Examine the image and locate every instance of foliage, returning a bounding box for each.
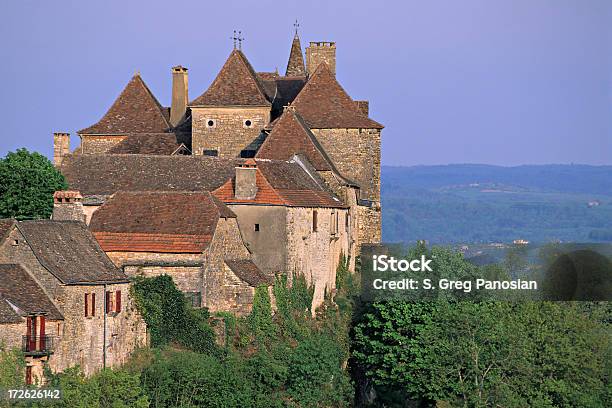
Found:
[353,247,611,407]
[131,275,217,354]
[0,148,67,220]
[0,344,25,389]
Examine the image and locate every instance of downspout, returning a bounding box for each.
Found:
[103,284,107,369]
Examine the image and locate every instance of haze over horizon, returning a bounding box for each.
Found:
[0,0,610,166]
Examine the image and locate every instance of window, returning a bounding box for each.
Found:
[185,292,202,308]
[11,239,18,246]
[206,119,216,128]
[84,293,96,317]
[312,210,318,232]
[203,149,218,157]
[254,223,260,232]
[115,290,122,313]
[331,210,338,236]
[240,149,256,158]
[243,119,253,128]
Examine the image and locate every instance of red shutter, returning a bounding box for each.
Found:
[26,317,32,351]
[39,316,45,351]
[105,291,111,314]
[84,293,89,317]
[25,366,32,385]
[91,293,96,317]
[115,290,122,313]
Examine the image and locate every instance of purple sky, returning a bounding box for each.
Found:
[0,0,610,165]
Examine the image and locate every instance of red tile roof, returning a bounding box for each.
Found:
[190,50,271,107]
[79,74,171,134]
[291,63,383,129]
[256,109,332,171]
[285,35,306,77]
[89,191,236,253]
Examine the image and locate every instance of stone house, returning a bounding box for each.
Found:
[87,191,271,315]
[0,219,147,381]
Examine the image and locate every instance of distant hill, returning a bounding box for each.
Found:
[382,164,612,244]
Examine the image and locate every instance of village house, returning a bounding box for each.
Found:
[87,190,271,315]
[51,27,383,310]
[0,218,147,382]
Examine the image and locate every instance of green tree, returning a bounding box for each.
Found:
[0,149,67,220]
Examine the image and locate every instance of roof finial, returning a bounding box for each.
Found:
[230,30,237,49]
[294,19,300,37]
[237,30,244,50]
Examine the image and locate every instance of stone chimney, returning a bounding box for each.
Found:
[53,132,70,167]
[170,65,188,127]
[354,100,369,116]
[52,191,85,222]
[306,42,336,76]
[234,159,258,200]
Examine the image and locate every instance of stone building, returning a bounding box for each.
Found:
[87,191,271,315]
[0,219,147,381]
[53,27,382,310]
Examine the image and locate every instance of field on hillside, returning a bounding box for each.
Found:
[381,164,612,244]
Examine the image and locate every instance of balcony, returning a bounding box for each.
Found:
[21,336,55,356]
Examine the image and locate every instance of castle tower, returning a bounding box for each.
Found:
[286,30,306,77]
[306,42,336,76]
[189,49,271,158]
[53,132,70,167]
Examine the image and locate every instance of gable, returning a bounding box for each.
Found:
[190,50,271,107]
[79,74,171,135]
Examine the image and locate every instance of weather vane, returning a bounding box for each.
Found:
[294,19,300,36]
[230,30,244,50]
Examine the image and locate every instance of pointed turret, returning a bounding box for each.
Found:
[286,33,306,77]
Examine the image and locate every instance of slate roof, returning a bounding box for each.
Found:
[225,259,272,286]
[107,133,190,155]
[190,50,271,107]
[0,264,63,322]
[291,63,383,129]
[15,221,128,284]
[285,34,306,77]
[79,74,171,134]
[60,155,346,208]
[0,219,16,243]
[256,109,333,171]
[89,191,235,253]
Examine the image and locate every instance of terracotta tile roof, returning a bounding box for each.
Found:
[0,264,63,322]
[256,109,332,171]
[107,132,190,155]
[285,35,306,77]
[60,155,346,208]
[291,63,383,129]
[89,191,235,253]
[53,191,82,200]
[16,220,127,284]
[225,259,272,286]
[257,72,280,81]
[79,74,171,135]
[190,50,271,107]
[0,219,16,244]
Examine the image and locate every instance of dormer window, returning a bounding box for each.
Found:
[243,119,253,128]
[206,119,216,128]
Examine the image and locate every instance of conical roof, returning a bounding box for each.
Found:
[79,74,170,134]
[285,34,306,77]
[190,50,271,107]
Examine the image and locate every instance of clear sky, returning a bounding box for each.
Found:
[0,0,610,166]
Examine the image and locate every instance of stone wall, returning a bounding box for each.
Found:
[285,207,350,309]
[306,42,336,75]
[311,128,381,203]
[123,265,202,294]
[105,251,204,268]
[227,205,288,276]
[357,204,382,245]
[0,322,27,351]
[49,283,147,376]
[191,107,270,158]
[79,135,127,154]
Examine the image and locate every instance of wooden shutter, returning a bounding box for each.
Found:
[91,293,96,316]
[105,291,111,314]
[25,366,32,385]
[115,290,122,313]
[313,210,318,232]
[39,316,45,351]
[84,293,89,317]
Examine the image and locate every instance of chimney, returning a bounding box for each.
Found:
[53,132,70,167]
[52,191,86,223]
[234,159,258,200]
[306,42,336,76]
[354,100,369,116]
[170,65,188,127]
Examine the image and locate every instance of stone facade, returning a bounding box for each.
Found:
[79,135,127,154]
[306,42,336,76]
[0,225,147,378]
[192,107,270,158]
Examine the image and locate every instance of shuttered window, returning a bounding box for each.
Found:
[313,210,318,232]
[115,290,122,313]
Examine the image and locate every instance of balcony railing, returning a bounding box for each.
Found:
[21,336,55,355]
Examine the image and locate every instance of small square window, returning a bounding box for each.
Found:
[11,239,18,246]
[254,224,260,232]
[206,119,216,128]
[243,119,253,128]
[203,149,218,157]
